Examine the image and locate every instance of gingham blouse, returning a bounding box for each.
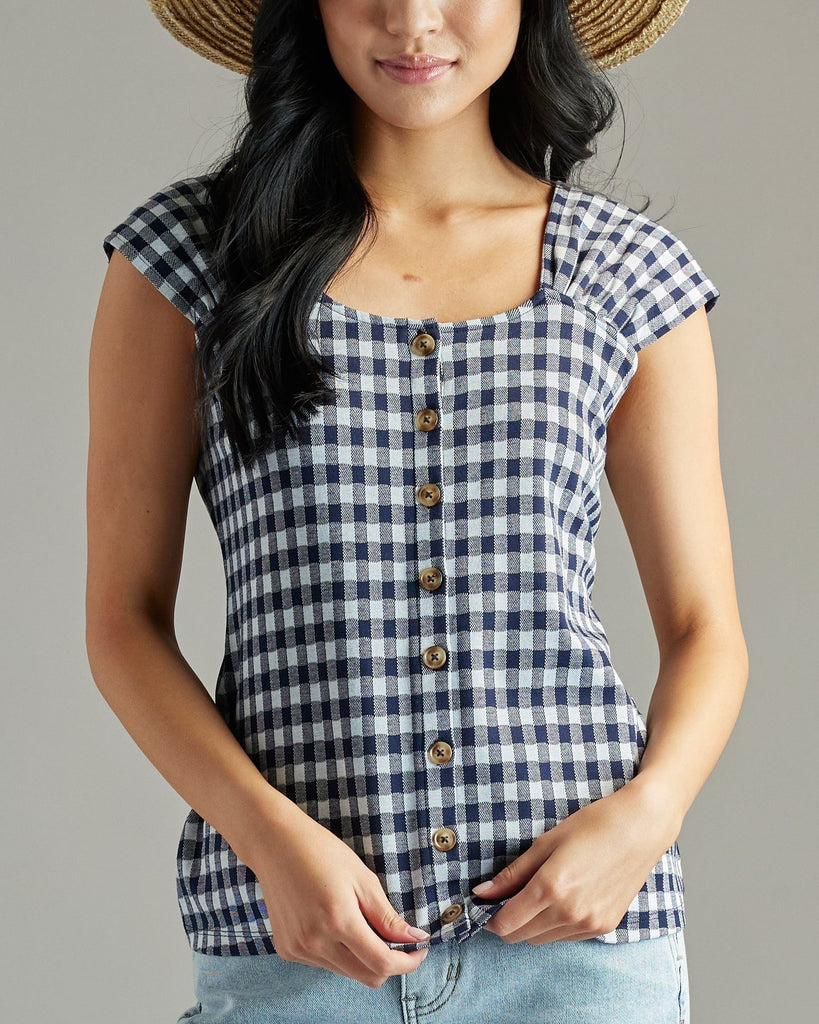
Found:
[103,173,720,957]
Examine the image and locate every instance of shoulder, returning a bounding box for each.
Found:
[553,182,721,354]
[102,172,218,326]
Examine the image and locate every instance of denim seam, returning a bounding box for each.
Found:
[413,957,462,1017]
[668,929,685,1023]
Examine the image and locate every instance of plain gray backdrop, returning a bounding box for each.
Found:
[2,1,816,1021]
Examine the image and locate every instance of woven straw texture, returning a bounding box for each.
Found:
[147,0,691,75]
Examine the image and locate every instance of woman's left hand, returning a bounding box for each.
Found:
[477,778,681,945]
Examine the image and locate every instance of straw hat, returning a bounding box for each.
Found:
[146,0,693,75]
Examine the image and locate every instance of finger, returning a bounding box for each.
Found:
[525,923,603,945]
[356,883,431,946]
[344,918,431,980]
[281,934,426,987]
[483,876,551,937]
[472,834,552,900]
[330,940,428,988]
[493,903,600,946]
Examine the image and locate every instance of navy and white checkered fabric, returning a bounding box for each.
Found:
[103,173,720,957]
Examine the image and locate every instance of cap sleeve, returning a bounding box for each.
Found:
[102,177,214,327]
[611,217,720,354]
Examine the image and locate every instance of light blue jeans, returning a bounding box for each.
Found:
[176,925,689,1024]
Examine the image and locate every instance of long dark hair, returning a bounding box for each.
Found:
[195,0,630,469]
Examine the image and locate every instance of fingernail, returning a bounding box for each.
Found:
[472,881,495,895]
[409,926,430,939]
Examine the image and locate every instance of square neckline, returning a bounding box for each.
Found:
[317,180,568,330]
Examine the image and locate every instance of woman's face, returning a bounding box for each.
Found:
[316,0,523,129]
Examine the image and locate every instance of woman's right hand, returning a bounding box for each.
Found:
[246,806,431,988]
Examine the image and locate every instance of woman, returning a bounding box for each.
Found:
[87,1,748,1022]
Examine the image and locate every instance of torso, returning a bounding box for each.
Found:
[109,171,693,954]
[323,179,556,322]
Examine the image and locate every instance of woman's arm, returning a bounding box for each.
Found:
[604,303,749,828]
[86,252,435,979]
[85,251,307,869]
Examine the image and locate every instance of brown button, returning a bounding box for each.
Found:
[410,332,436,356]
[415,408,439,431]
[422,645,447,669]
[432,826,457,851]
[427,739,453,765]
[417,482,441,507]
[419,566,443,591]
[441,903,464,924]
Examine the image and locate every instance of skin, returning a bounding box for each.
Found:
[318,0,554,321]
[87,0,748,988]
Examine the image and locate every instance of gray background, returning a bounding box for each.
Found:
[2,1,816,1021]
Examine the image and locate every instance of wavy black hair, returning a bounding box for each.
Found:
[194,0,636,469]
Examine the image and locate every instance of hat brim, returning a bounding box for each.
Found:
[569,0,692,69]
[147,0,259,75]
[147,0,693,75]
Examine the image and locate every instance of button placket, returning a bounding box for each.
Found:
[437,323,473,941]
[408,323,461,938]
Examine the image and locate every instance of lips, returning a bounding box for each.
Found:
[379,55,456,69]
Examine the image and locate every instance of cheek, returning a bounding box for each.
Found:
[318,1,371,73]
[446,0,522,90]
[320,37,373,98]
[464,3,521,65]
